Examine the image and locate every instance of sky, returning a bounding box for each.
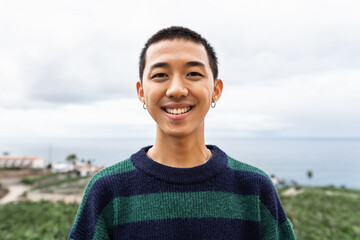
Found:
[0,0,359,139]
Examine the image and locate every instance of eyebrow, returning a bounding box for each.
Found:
[149,62,170,70]
[186,61,206,68]
[149,61,206,70]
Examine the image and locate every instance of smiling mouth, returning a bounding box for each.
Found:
[162,106,193,115]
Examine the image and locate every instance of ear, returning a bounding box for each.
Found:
[136,81,145,103]
[212,79,223,102]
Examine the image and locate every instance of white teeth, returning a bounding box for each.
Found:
[165,107,191,115]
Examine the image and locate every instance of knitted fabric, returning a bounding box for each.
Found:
[69,145,296,240]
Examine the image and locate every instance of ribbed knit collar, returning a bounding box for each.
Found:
[130,145,228,184]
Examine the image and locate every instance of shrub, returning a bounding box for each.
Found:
[0,201,79,240]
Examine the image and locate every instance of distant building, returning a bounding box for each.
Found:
[50,162,105,176]
[73,162,105,177]
[0,157,46,169]
[51,162,75,173]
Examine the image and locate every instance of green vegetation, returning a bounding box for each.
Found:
[318,185,360,194]
[21,172,90,192]
[281,187,360,240]
[21,173,60,185]
[0,200,78,240]
[0,167,20,170]
[31,176,89,191]
[66,154,77,164]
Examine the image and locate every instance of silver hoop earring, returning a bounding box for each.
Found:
[211,101,216,108]
[143,102,147,110]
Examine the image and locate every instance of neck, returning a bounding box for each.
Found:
[149,125,210,168]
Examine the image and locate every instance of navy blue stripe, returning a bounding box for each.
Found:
[113,218,260,240]
[131,145,228,184]
[89,166,266,197]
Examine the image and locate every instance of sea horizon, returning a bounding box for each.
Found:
[1,137,359,190]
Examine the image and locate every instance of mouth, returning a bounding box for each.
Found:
[161,106,193,115]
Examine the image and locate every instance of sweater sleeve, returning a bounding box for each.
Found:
[68,175,112,240]
[259,176,296,240]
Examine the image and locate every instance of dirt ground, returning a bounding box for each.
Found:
[0,187,8,199]
[0,169,45,179]
[26,191,83,203]
[0,170,86,204]
[0,184,31,204]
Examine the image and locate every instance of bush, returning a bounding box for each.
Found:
[0,201,79,240]
[1,167,20,170]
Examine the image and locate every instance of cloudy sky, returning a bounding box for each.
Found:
[0,0,359,139]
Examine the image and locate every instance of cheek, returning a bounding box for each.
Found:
[194,89,212,110]
[144,90,161,113]
[200,80,214,97]
[143,87,157,102]
[198,85,213,102]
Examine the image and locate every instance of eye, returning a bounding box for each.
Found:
[186,72,203,80]
[151,73,168,79]
[187,72,203,77]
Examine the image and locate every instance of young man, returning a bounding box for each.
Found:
[69,26,296,239]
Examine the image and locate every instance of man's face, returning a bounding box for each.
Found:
[137,39,222,138]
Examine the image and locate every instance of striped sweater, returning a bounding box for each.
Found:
[69,145,296,240]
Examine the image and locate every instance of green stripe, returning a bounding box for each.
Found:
[260,202,278,239]
[93,191,260,238]
[260,203,296,240]
[227,156,270,180]
[279,219,296,240]
[72,158,136,230]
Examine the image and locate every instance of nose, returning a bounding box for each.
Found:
[166,75,188,98]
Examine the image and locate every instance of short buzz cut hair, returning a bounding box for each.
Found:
[139,26,218,82]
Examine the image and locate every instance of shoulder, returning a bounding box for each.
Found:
[86,158,136,192]
[226,156,290,225]
[96,158,136,178]
[70,158,137,235]
[226,155,271,181]
[224,155,294,236]
[73,159,136,222]
[225,155,276,193]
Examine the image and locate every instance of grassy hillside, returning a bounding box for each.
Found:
[0,186,359,239]
[280,186,360,240]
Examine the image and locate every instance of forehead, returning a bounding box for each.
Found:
[145,39,210,68]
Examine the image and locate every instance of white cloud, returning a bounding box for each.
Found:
[207,69,360,137]
[0,98,154,138]
[0,0,359,138]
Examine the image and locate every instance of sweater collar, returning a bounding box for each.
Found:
[130,145,228,184]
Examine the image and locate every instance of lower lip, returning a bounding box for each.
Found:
[164,108,192,120]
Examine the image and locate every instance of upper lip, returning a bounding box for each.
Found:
[161,103,194,109]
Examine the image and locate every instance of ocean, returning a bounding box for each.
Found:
[1,138,359,189]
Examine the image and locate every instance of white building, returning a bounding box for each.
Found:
[51,162,75,173]
[0,157,46,169]
[73,162,105,177]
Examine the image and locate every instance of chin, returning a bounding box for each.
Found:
[157,125,190,138]
[164,130,192,138]
[158,123,203,139]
